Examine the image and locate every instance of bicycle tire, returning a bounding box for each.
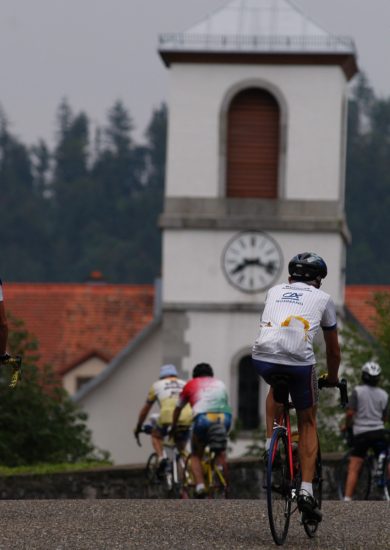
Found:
[172,451,188,499]
[337,452,371,500]
[267,428,291,546]
[383,456,390,501]
[303,446,322,538]
[208,459,228,499]
[181,455,196,499]
[145,452,159,484]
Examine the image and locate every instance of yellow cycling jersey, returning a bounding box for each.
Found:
[147,376,192,426]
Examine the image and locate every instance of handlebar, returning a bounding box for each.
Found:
[135,425,153,447]
[0,355,22,388]
[318,375,348,408]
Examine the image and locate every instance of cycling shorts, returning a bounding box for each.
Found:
[252,359,318,411]
[192,412,232,444]
[350,429,388,458]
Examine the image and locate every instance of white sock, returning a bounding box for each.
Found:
[344,496,352,502]
[196,483,205,493]
[300,482,313,497]
[265,438,271,451]
[158,453,166,463]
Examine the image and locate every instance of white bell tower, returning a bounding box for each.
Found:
[158,0,357,434]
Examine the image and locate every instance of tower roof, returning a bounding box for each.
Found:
[159,0,357,77]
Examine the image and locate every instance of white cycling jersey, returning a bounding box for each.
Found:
[252,282,337,366]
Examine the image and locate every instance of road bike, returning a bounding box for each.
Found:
[266,374,348,546]
[337,429,390,501]
[182,446,229,499]
[137,426,189,498]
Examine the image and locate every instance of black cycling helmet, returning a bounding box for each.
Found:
[192,363,214,378]
[288,252,328,283]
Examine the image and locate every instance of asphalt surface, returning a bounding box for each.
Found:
[0,500,388,549]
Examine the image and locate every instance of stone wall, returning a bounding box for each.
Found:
[0,454,344,500]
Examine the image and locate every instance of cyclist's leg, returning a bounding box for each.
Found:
[266,388,284,439]
[289,365,322,522]
[252,360,285,447]
[296,406,318,485]
[191,414,209,495]
[151,426,165,459]
[190,434,206,491]
[345,431,375,499]
[344,456,365,499]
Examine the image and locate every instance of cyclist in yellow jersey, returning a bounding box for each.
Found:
[134,364,192,470]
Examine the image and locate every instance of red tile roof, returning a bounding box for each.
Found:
[344,285,390,335]
[3,283,155,375]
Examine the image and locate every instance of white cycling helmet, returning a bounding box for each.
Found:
[361,361,381,385]
[159,364,178,378]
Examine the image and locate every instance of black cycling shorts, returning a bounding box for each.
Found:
[350,429,387,458]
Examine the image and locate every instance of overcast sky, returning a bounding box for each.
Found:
[0,0,388,146]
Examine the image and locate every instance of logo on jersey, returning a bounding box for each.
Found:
[282,292,303,300]
[276,291,304,305]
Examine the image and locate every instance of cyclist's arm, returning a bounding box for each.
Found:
[345,389,357,429]
[322,327,340,385]
[0,300,8,356]
[134,401,154,434]
[383,396,389,423]
[171,389,189,431]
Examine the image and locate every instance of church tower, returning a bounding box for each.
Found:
[158,0,357,434]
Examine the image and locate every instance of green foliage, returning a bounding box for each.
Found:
[0,99,167,284]
[346,73,390,283]
[0,461,111,476]
[0,315,109,466]
[342,292,390,393]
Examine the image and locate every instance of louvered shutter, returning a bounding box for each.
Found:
[227,88,279,198]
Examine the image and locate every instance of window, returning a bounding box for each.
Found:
[238,355,260,430]
[76,376,93,391]
[227,87,280,198]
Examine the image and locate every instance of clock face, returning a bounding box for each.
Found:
[222,231,283,293]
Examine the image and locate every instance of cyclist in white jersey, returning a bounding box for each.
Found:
[343,361,389,501]
[134,364,192,471]
[252,252,340,522]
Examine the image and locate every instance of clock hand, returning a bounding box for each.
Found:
[230,261,247,275]
[246,258,277,274]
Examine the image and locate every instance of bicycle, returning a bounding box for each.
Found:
[337,429,390,501]
[136,425,189,498]
[266,374,348,546]
[1,355,23,388]
[182,445,229,499]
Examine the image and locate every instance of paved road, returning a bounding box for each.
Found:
[0,500,388,549]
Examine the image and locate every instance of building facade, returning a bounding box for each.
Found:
[77,0,358,463]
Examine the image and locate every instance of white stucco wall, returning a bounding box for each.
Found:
[78,325,163,465]
[163,229,344,307]
[165,63,347,201]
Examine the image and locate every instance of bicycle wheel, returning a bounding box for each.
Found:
[145,452,159,484]
[266,428,291,546]
[208,459,228,499]
[383,456,390,501]
[337,453,371,500]
[303,446,322,538]
[172,451,188,498]
[181,455,196,499]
